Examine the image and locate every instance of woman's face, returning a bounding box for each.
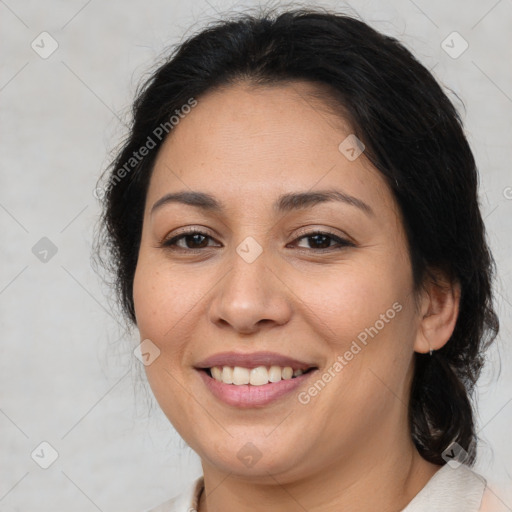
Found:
[133,81,424,482]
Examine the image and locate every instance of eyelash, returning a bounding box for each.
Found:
[160,229,354,252]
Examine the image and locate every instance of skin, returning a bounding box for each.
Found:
[132,81,460,511]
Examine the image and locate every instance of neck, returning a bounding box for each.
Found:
[198,442,440,512]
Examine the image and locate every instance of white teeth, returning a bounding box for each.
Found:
[282,367,293,380]
[221,366,233,384]
[268,365,282,383]
[249,366,269,385]
[209,365,307,386]
[232,366,250,385]
[211,367,222,381]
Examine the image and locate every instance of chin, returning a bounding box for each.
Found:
[194,434,311,479]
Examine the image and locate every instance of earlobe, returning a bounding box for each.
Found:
[414,274,461,355]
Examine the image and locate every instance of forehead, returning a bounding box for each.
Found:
[146,81,396,217]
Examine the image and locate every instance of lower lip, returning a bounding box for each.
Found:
[197,369,317,408]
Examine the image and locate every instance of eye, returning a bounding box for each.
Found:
[160,229,354,252]
[161,230,221,250]
[290,231,354,251]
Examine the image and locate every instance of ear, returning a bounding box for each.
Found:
[414,271,461,354]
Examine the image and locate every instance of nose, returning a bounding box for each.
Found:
[207,245,293,335]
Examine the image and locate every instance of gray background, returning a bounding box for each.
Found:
[1,0,511,510]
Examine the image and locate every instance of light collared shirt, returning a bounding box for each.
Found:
[144,463,488,512]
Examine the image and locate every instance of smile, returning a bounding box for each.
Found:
[196,367,317,408]
[206,365,316,386]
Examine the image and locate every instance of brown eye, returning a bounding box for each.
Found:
[161,230,353,252]
[293,231,354,250]
[162,230,219,250]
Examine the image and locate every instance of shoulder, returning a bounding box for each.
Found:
[142,476,204,512]
[402,463,487,511]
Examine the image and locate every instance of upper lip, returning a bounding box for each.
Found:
[194,351,317,371]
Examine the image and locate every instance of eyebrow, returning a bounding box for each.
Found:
[150,189,374,217]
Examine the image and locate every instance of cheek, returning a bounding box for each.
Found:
[132,257,192,398]
[290,261,407,348]
[133,254,201,341]
[132,264,165,339]
[132,258,200,427]
[296,269,415,439]
[290,256,416,407]
[132,253,222,380]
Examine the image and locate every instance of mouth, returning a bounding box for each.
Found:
[200,365,317,386]
[194,351,319,408]
[194,351,318,385]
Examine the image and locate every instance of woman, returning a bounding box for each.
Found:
[96,7,501,511]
